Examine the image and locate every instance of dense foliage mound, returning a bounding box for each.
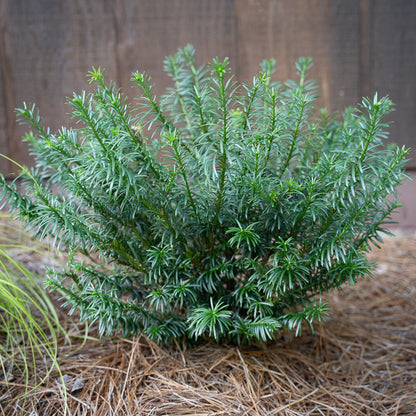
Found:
[0,45,408,345]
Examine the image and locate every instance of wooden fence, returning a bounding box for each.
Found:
[1,0,415,173]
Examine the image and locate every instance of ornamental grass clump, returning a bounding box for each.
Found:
[0,214,67,401]
[0,45,408,345]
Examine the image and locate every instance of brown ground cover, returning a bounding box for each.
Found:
[1,216,415,415]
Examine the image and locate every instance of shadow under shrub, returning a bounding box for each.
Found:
[0,45,408,345]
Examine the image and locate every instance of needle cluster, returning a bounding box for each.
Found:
[0,45,408,345]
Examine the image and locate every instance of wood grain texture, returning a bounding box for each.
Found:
[5,0,120,167]
[234,0,361,112]
[111,0,238,97]
[0,0,415,171]
[364,0,416,152]
[0,0,15,173]
[2,0,238,170]
[0,62,7,173]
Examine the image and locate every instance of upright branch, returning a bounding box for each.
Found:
[212,57,231,227]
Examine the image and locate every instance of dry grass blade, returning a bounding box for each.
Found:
[1,216,415,415]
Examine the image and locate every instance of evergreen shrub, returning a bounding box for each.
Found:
[0,45,408,345]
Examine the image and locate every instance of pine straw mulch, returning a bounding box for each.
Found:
[1,219,415,415]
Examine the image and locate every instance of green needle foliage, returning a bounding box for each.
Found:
[0,45,408,345]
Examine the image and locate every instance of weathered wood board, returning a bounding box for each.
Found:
[0,0,415,171]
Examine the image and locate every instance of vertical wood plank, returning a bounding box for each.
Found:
[0,0,14,173]
[111,0,238,98]
[359,0,373,98]
[234,0,361,112]
[365,0,416,165]
[328,1,362,110]
[6,0,71,168]
[0,63,7,173]
[5,0,120,168]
